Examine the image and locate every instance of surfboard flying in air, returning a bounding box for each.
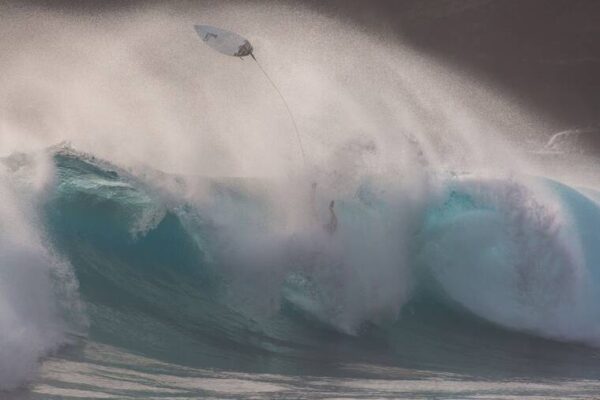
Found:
[194,25,337,232]
[193,24,307,166]
[194,25,256,60]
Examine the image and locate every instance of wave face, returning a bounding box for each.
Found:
[40,149,415,367]
[46,149,600,342]
[3,147,597,390]
[418,177,600,343]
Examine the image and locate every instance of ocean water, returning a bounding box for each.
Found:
[2,148,600,399]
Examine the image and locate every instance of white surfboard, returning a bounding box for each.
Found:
[194,25,253,57]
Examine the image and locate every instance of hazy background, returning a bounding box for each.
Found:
[11,0,599,130]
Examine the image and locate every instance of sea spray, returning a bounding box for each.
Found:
[0,152,84,390]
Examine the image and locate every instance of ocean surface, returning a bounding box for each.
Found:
[2,147,600,399]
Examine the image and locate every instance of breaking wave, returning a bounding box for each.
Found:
[3,145,600,389]
[1,4,599,394]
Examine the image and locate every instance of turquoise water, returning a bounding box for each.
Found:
[4,148,600,399]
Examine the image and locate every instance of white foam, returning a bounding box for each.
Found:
[0,154,84,390]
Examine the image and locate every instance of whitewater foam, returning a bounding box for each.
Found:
[0,153,84,390]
